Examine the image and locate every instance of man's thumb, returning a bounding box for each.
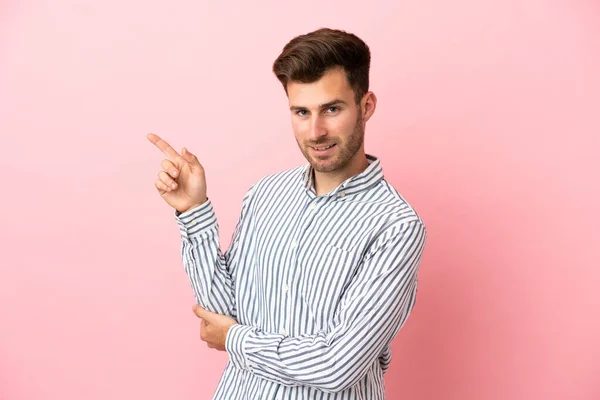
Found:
[192,304,209,319]
[182,148,202,172]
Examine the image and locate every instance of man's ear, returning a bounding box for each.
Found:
[361,91,377,122]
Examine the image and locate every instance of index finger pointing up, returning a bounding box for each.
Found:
[147,133,182,162]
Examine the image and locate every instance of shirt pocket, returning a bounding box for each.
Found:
[298,242,360,330]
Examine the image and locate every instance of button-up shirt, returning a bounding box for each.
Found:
[175,155,426,399]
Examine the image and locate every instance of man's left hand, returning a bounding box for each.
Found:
[192,305,237,351]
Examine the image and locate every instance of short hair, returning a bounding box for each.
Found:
[272,28,371,103]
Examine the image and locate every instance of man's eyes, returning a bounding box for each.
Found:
[295,107,340,116]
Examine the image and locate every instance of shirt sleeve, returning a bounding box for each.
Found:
[224,219,426,393]
[175,184,256,318]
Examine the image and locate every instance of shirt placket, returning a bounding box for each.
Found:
[282,194,322,336]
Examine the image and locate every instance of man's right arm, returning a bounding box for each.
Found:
[146,132,254,318]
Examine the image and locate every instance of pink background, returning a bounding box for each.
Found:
[1,1,599,399]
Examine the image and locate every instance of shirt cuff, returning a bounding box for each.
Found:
[225,324,254,371]
[174,200,217,239]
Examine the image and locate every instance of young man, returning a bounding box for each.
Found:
[148,28,426,400]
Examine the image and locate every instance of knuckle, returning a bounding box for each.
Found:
[159,171,171,182]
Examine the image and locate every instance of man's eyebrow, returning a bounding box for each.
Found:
[289,99,348,111]
[319,99,347,109]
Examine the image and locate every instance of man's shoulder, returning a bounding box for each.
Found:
[243,164,306,199]
[251,164,306,192]
[370,179,425,228]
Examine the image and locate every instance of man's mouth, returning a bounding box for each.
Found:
[311,144,336,151]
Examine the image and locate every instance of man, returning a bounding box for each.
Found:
[148,28,426,399]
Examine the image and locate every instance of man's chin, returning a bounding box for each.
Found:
[310,158,340,173]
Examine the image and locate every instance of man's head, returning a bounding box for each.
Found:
[272,28,376,174]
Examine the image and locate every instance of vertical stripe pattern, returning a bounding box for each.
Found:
[175,155,426,399]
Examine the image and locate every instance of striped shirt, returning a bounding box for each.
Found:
[175,155,426,399]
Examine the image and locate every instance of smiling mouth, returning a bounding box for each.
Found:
[311,144,336,151]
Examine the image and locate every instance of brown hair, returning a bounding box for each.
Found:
[272,28,371,104]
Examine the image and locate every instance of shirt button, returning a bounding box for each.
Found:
[308,202,317,211]
[337,191,346,198]
[291,241,298,249]
[280,328,287,335]
[282,284,289,293]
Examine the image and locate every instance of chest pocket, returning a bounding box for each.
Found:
[297,238,363,331]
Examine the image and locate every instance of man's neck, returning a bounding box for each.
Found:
[313,155,369,196]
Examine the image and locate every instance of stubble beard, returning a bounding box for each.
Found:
[298,112,365,173]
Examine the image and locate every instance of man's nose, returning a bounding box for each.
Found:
[309,115,328,140]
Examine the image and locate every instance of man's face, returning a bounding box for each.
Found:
[287,68,365,173]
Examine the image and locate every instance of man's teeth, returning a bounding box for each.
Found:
[315,144,334,150]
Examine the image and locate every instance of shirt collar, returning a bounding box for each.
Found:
[302,154,384,197]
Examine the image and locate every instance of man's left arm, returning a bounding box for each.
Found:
[217,219,426,393]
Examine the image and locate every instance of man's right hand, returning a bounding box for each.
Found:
[147,133,208,213]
